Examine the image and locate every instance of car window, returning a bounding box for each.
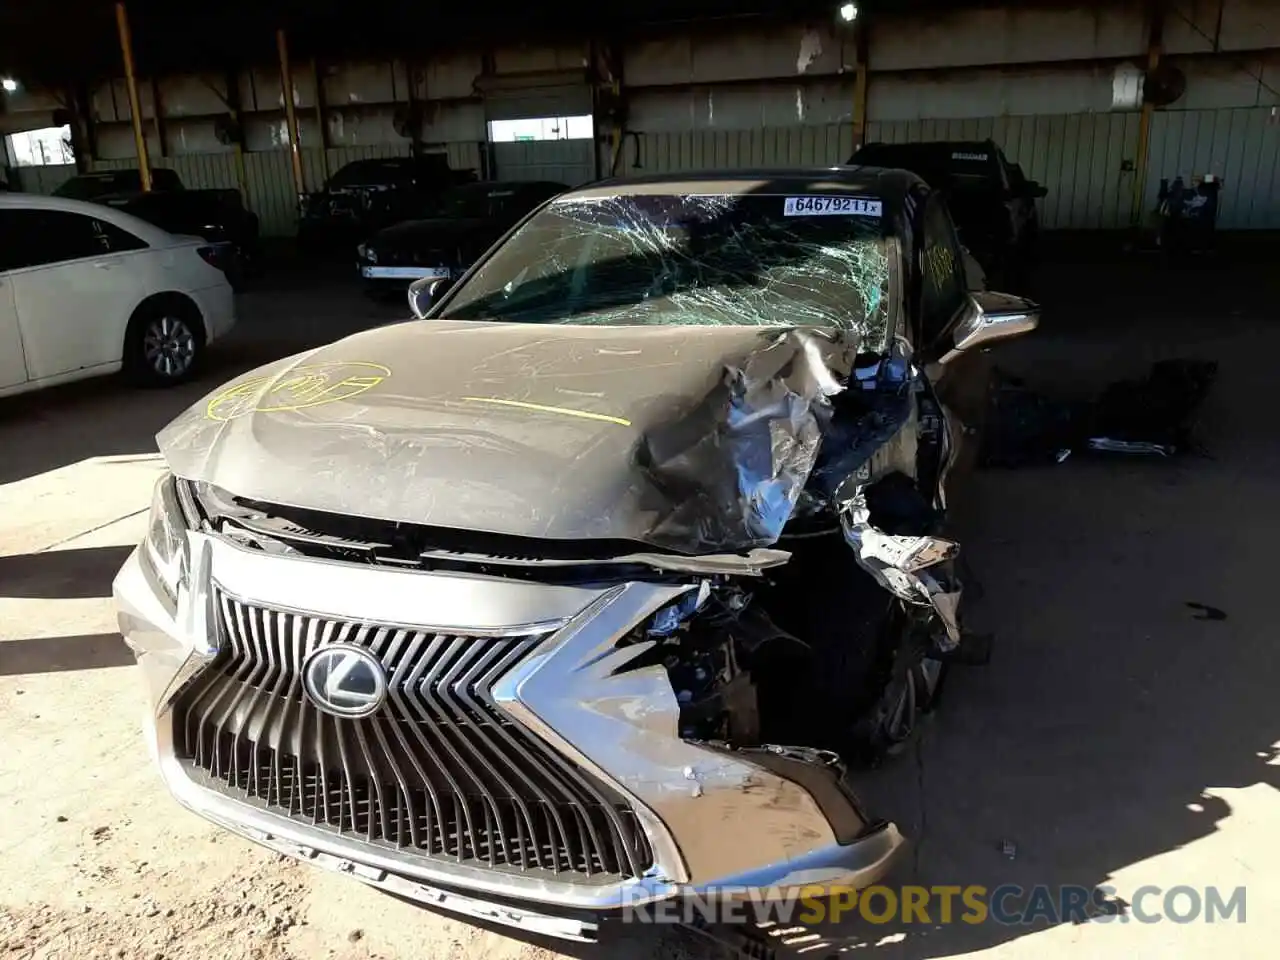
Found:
[490,189,526,220]
[992,152,1012,193]
[919,197,968,345]
[500,186,559,218]
[1005,161,1028,193]
[0,208,147,271]
[438,192,892,340]
[92,218,149,253]
[151,169,183,191]
[328,161,414,188]
[412,154,453,177]
[433,184,554,221]
[438,184,504,219]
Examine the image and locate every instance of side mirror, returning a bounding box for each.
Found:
[940,290,1039,363]
[407,276,454,319]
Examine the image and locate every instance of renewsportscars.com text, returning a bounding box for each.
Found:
[621,884,1247,926]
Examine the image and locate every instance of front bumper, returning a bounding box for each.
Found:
[113,531,905,938]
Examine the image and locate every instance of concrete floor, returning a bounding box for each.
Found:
[0,254,1276,960]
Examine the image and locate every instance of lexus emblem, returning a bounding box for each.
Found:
[302,644,388,718]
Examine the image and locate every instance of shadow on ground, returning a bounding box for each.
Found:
[0,633,133,676]
[0,545,133,599]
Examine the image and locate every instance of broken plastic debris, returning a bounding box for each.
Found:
[840,473,963,649]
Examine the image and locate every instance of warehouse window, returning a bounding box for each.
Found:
[5,124,74,166]
[487,115,593,142]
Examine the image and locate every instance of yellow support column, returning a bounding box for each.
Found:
[851,19,869,153]
[276,28,306,200]
[114,1,151,191]
[1131,1,1166,226]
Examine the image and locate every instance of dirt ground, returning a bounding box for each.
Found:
[1,250,1277,960]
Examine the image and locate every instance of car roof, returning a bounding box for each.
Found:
[0,191,182,246]
[453,180,569,194]
[570,166,925,200]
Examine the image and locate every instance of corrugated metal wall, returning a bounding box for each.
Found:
[491,140,596,185]
[868,113,1145,230]
[15,111,1280,233]
[618,126,855,178]
[1147,107,1280,229]
[870,107,1280,229]
[618,107,1280,230]
[619,116,1141,228]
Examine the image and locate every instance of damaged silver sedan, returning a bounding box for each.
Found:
[113,169,1037,941]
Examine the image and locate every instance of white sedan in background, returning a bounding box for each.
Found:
[0,192,237,398]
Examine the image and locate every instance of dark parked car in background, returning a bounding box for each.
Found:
[849,139,1045,290]
[357,180,568,297]
[53,168,262,285]
[104,190,261,284]
[297,154,477,255]
[53,168,185,200]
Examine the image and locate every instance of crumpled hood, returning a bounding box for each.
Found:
[159,319,863,554]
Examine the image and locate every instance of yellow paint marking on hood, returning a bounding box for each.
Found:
[459,396,633,427]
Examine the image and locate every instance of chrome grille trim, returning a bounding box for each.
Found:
[171,588,654,881]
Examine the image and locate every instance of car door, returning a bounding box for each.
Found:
[5,208,148,379]
[0,210,31,389]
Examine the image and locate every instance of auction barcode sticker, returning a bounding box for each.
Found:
[783,196,883,217]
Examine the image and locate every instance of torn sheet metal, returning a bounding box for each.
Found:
[638,327,857,551]
[839,479,963,649]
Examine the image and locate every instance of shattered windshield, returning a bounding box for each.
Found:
[436,193,891,337]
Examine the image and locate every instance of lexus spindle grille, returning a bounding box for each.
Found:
[170,588,653,881]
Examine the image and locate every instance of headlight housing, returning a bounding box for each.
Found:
[357,242,377,263]
[141,474,193,606]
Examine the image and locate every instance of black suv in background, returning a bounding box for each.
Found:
[849,140,1045,290]
[297,154,478,255]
